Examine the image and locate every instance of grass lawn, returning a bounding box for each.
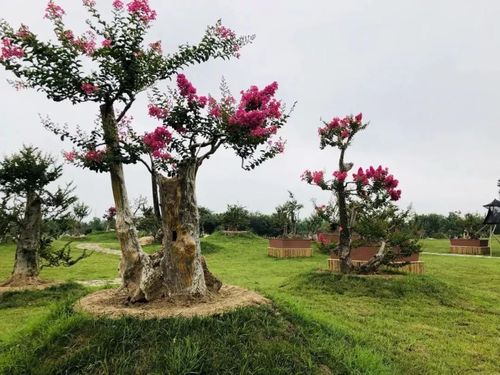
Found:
[0,232,499,374]
[420,238,500,257]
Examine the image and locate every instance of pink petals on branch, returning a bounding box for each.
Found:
[333,170,348,182]
[0,38,25,61]
[127,0,157,24]
[81,82,98,95]
[113,0,124,9]
[176,74,197,101]
[143,126,173,160]
[148,104,169,120]
[44,1,65,20]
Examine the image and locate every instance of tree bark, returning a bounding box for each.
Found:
[158,162,221,296]
[101,103,160,302]
[2,192,42,286]
[337,148,353,273]
[359,241,387,273]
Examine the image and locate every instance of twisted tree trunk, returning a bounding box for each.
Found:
[2,192,42,286]
[158,162,221,296]
[101,103,159,302]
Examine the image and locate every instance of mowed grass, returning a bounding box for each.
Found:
[420,237,500,257]
[0,232,499,374]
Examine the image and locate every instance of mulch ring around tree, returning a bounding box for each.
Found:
[0,278,62,294]
[75,285,271,319]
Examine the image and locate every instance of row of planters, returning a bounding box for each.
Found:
[268,114,423,275]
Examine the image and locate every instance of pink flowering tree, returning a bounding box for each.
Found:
[0,0,252,301]
[302,114,419,273]
[65,74,291,297]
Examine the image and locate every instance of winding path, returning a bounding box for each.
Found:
[76,242,121,256]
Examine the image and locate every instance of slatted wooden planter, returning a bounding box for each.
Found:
[328,246,424,274]
[449,239,490,255]
[268,239,312,258]
[328,259,425,274]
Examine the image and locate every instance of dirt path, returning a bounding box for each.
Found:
[76,242,121,256]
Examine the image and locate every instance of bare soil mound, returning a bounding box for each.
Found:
[76,284,270,319]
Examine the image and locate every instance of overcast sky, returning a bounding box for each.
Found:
[1,0,500,219]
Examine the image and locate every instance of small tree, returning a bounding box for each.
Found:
[302,113,419,273]
[222,204,251,231]
[275,192,303,238]
[0,0,252,301]
[103,206,116,231]
[72,201,91,235]
[0,146,79,285]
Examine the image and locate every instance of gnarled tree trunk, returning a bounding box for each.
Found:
[2,192,42,286]
[337,149,353,273]
[101,103,160,302]
[158,162,221,296]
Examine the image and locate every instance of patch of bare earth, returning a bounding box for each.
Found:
[0,278,61,294]
[76,285,270,319]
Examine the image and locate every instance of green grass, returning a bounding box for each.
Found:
[0,232,499,374]
[420,238,500,257]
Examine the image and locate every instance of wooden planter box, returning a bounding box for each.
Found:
[328,246,423,274]
[268,238,312,258]
[449,239,490,255]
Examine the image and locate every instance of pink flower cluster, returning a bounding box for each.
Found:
[229,82,282,138]
[84,149,106,162]
[45,1,65,20]
[215,25,236,39]
[177,74,197,101]
[102,39,112,48]
[82,0,96,6]
[64,31,96,56]
[318,113,363,140]
[143,126,173,159]
[113,0,124,9]
[333,170,348,182]
[148,104,169,119]
[103,206,117,220]
[353,166,401,200]
[301,170,325,185]
[16,25,32,39]
[267,139,286,153]
[81,82,98,95]
[149,41,162,54]
[0,38,25,61]
[63,151,77,162]
[127,0,157,24]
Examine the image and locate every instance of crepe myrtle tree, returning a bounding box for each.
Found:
[0,146,78,286]
[302,113,418,273]
[65,74,291,298]
[0,0,253,301]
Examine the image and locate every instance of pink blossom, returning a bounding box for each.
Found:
[143,126,173,158]
[101,39,112,48]
[333,170,348,182]
[15,25,31,39]
[44,1,65,20]
[215,25,236,39]
[82,0,96,6]
[355,112,363,123]
[113,0,124,9]
[103,206,116,220]
[318,233,329,245]
[312,170,324,185]
[81,82,98,95]
[149,41,162,54]
[176,74,197,101]
[352,167,369,186]
[127,0,157,24]
[148,104,168,119]
[340,129,350,139]
[0,38,25,61]
[229,82,282,132]
[63,30,74,41]
[72,32,96,56]
[63,151,77,162]
[273,140,285,153]
[197,95,208,108]
[84,149,105,162]
[389,189,401,201]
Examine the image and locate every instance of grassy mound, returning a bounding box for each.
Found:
[0,284,391,374]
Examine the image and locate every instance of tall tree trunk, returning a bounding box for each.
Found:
[158,162,221,296]
[150,155,162,223]
[101,103,159,302]
[337,149,353,273]
[4,192,42,285]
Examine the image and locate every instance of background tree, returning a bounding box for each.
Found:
[198,206,221,235]
[72,201,91,235]
[222,204,251,231]
[302,113,418,273]
[275,191,303,238]
[0,146,79,286]
[0,0,252,301]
